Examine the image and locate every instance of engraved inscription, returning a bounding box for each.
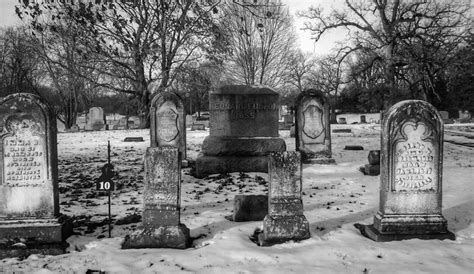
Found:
[302,104,324,139]
[393,123,436,191]
[211,102,278,111]
[156,101,179,143]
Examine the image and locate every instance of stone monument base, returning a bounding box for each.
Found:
[355,224,455,242]
[195,154,269,178]
[122,224,191,249]
[304,156,336,165]
[363,164,380,176]
[0,216,73,259]
[300,149,335,165]
[355,213,455,242]
[258,215,310,246]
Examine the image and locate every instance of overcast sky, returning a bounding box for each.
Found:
[0,0,345,56]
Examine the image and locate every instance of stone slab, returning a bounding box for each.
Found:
[233,195,268,222]
[0,242,69,259]
[364,164,380,176]
[195,154,269,178]
[0,216,72,244]
[355,223,455,242]
[201,136,286,156]
[373,213,450,234]
[121,224,191,249]
[344,145,364,150]
[191,124,206,131]
[332,129,352,133]
[123,137,144,142]
[258,215,310,246]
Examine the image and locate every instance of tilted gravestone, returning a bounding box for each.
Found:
[295,89,335,164]
[122,147,190,249]
[150,91,186,159]
[356,100,455,241]
[258,151,310,246]
[0,93,72,258]
[195,85,286,178]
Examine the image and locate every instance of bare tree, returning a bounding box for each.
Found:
[300,0,471,106]
[18,0,222,127]
[286,50,316,93]
[221,0,297,88]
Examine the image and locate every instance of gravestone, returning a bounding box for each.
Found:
[356,100,455,241]
[195,85,286,178]
[150,91,186,159]
[360,115,367,123]
[86,107,105,131]
[295,89,335,164]
[0,93,72,258]
[258,151,310,246]
[122,147,190,249]
[361,150,380,176]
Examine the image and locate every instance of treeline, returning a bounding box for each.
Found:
[0,0,472,129]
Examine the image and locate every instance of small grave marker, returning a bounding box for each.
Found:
[123,137,144,142]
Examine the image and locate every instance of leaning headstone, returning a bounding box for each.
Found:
[122,147,190,249]
[0,93,72,258]
[356,100,455,241]
[295,89,335,164]
[150,91,186,159]
[86,107,105,131]
[258,152,310,246]
[195,85,286,178]
[233,194,268,222]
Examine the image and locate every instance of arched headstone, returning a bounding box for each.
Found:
[295,89,334,164]
[0,93,71,258]
[150,91,186,159]
[357,100,455,241]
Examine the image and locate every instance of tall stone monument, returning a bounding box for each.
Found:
[356,100,455,241]
[0,93,72,258]
[150,91,186,159]
[122,131,190,247]
[258,151,310,246]
[295,89,335,164]
[195,85,286,178]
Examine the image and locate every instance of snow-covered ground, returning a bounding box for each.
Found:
[1,124,473,273]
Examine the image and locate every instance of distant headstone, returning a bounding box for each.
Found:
[362,150,380,176]
[344,145,364,150]
[0,93,72,258]
[258,152,310,246]
[86,107,105,131]
[123,137,144,142]
[333,128,352,133]
[360,115,367,123]
[150,91,186,159]
[191,123,206,131]
[195,85,286,178]
[122,147,190,249]
[439,111,449,120]
[356,100,455,241]
[233,195,268,222]
[68,124,80,132]
[338,117,347,124]
[295,89,335,164]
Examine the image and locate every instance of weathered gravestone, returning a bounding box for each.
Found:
[122,147,190,249]
[150,91,186,159]
[295,89,335,164]
[195,85,286,178]
[0,93,72,258]
[258,152,310,246]
[356,100,455,241]
[86,107,105,131]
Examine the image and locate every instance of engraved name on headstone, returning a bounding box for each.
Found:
[356,100,454,242]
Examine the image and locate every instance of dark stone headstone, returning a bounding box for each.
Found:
[344,145,364,150]
[195,85,286,177]
[150,91,186,159]
[123,137,144,142]
[360,115,367,123]
[233,195,268,222]
[258,152,310,246]
[362,150,381,176]
[356,100,455,241]
[122,147,190,249]
[0,93,72,258]
[332,128,352,133]
[368,150,380,165]
[295,89,335,164]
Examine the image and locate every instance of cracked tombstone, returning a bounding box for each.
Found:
[295,89,335,164]
[258,151,310,246]
[122,146,190,249]
[0,93,72,259]
[356,100,455,241]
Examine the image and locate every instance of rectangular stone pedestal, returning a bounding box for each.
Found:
[0,216,73,259]
[195,154,269,178]
[258,215,310,246]
[122,224,190,249]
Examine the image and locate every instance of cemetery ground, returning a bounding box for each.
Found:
[1,124,473,273]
